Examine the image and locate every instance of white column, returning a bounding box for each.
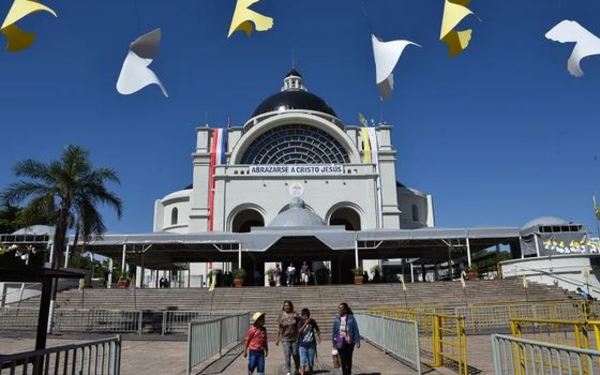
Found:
[534,234,541,257]
[238,244,242,270]
[354,240,359,268]
[48,242,54,268]
[121,244,127,274]
[410,263,415,283]
[466,237,472,267]
[187,263,191,288]
[108,258,113,288]
[64,244,71,268]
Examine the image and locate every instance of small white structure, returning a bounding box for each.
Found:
[500,216,600,297]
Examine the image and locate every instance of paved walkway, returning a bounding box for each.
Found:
[0,335,456,375]
[211,341,452,375]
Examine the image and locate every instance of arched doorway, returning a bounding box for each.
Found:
[231,209,265,233]
[329,207,361,230]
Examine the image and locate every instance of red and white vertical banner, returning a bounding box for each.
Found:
[367,128,383,228]
[207,128,226,232]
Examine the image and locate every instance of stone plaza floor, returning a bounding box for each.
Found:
[0,333,500,374]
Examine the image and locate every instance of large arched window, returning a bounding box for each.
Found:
[411,204,419,222]
[171,207,178,226]
[240,124,350,164]
[231,209,265,233]
[329,207,361,230]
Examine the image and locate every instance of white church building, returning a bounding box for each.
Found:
[153,69,434,236]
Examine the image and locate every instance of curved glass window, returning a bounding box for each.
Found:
[171,207,178,226]
[240,124,350,164]
[411,204,419,222]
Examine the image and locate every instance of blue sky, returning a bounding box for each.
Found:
[1,0,599,234]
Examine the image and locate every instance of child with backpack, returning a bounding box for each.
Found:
[244,312,268,375]
[298,308,321,375]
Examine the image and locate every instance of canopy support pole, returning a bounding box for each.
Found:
[354,239,359,269]
[121,244,127,275]
[466,237,472,267]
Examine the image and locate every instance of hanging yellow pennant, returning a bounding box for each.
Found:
[1,0,57,52]
[439,0,474,57]
[359,127,372,164]
[228,0,273,38]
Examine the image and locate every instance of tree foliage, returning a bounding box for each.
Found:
[1,145,123,268]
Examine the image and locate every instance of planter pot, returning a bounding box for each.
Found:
[354,276,364,285]
[234,278,244,288]
[118,278,130,288]
[467,271,478,281]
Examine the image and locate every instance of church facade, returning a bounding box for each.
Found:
[153,69,434,235]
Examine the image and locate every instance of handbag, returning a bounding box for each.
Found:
[335,334,345,349]
[331,349,341,368]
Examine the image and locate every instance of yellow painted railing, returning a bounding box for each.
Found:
[370,308,468,375]
[509,317,600,374]
[371,300,599,333]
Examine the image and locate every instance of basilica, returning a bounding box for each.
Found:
[153,69,434,236]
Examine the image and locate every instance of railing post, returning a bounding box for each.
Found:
[219,318,223,356]
[237,314,241,342]
[162,311,166,336]
[459,316,467,375]
[137,311,143,336]
[115,335,122,375]
[432,314,442,367]
[187,322,193,375]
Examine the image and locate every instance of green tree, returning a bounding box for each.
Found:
[0,203,55,234]
[1,145,123,269]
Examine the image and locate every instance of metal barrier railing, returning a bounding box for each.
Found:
[354,313,421,373]
[161,311,238,335]
[0,307,39,330]
[55,309,140,333]
[0,307,244,336]
[509,317,592,350]
[492,334,600,375]
[0,335,121,375]
[187,312,250,375]
[370,308,468,375]
[371,300,600,334]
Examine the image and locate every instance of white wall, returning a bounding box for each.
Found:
[500,254,600,298]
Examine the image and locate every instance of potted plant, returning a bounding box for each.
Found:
[117,272,131,288]
[351,267,364,284]
[233,268,247,288]
[467,264,479,281]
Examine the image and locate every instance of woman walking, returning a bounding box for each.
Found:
[298,308,321,375]
[244,312,268,375]
[276,300,300,375]
[332,302,360,375]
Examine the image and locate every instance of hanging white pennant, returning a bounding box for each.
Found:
[546,20,600,77]
[371,34,420,100]
[116,28,168,97]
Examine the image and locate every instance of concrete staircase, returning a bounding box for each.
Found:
[14,279,574,335]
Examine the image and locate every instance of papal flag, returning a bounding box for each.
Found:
[358,113,368,128]
[594,195,600,221]
[208,272,217,292]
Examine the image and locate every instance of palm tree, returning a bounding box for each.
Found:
[2,145,123,269]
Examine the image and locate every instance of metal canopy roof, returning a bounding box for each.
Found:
[75,226,520,268]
